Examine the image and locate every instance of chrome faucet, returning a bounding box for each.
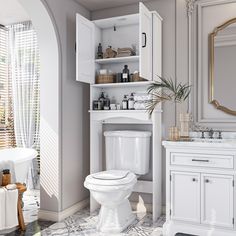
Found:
[217,130,222,139]
[208,129,214,139]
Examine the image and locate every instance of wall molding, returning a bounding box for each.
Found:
[39,198,89,222]
[183,0,236,129]
[186,0,197,16]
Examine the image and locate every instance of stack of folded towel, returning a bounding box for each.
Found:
[117,47,135,57]
[0,185,18,231]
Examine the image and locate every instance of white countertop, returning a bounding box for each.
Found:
[162,139,236,149]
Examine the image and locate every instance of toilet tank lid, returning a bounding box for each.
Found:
[104,130,151,138]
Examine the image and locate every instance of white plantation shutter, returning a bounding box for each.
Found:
[0,26,15,149]
[0,20,40,170]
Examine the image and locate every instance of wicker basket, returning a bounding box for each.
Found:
[132,73,146,82]
[96,75,114,84]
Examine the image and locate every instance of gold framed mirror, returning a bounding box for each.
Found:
[209,17,236,116]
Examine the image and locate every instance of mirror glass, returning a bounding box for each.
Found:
[209,18,236,115]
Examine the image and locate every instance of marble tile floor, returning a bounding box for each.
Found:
[5,220,54,236]
[40,208,165,236]
[22,189,40,224]
[2,191,192,236]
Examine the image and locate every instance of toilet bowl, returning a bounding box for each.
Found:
[84,170,137,233]
[85,130,151,233]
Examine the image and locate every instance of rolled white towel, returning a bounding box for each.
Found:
[0,188,6,230]
[5,188,18,229]
[5,184,17,190]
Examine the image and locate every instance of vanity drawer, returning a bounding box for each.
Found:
[170,153,234,169]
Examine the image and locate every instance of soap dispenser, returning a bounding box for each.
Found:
[98,92,106,110]
[128,93,135,110]
[122,95,128,110]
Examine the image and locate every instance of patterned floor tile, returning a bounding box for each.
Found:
[41,208,164,236]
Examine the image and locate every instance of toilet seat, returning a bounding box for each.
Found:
[85,170,136,186]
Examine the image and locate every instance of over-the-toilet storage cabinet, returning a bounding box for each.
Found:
[76,3,162,221]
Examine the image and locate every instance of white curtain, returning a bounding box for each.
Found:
[8,21,40,149]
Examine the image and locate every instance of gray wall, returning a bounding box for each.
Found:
[37,0,184,212]
[44,0,90,211]
[43,0,178,211]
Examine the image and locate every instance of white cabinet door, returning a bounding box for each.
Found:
[171,171,200,223]
[76,13,94,83]
[139,2,152,81]
[152,12,162,81]
[201,174,234,228]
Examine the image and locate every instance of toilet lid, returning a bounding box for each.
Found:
[85,170,136,186]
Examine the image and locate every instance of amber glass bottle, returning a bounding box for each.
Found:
[2,169,11,186]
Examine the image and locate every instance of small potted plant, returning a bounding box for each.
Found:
[146,76,191,140]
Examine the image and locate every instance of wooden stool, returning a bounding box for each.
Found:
[16,183,27,231]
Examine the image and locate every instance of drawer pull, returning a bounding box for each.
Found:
[192,159,209,162]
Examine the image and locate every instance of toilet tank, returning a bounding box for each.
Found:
[104,130,151,175]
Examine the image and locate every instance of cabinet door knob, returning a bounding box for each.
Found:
[192,178,197,182]
[205,179,210,183]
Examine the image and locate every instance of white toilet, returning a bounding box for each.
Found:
[84,130,151,233]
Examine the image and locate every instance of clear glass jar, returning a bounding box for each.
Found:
[169,126,180,141]
[179,113,191,138]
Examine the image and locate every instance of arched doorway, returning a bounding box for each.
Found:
[18,0,62,216]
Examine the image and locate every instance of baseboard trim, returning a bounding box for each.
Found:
[39,199,165,221]
[38,198,89,222]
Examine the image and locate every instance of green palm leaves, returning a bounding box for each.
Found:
[146,76,191,115]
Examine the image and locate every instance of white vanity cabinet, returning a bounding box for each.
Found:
[201,173,234,228]
[163,141,236,236]
[76,3,163,222]
[171,171,200,223]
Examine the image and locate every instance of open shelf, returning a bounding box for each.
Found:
[91,81,152,88]
[95,55,139,64]
[89,110,147,113]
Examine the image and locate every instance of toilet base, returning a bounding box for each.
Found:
[97,199,136,233]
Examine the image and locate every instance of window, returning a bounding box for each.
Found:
[8,22,40,150]
[0,21,40,151]
[0,26,15,148]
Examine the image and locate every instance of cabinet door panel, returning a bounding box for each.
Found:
[152,13,162,81]
[139,2,152,80]
[201,174,234,228]
[171,171,200,223]
[76,13,94,83]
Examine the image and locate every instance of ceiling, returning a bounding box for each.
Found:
[76,0,151,11]
[0,0,29,26]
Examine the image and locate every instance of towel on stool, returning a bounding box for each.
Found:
[5,188,18,229]
[0,187,18,230]
[0,188,6,230]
